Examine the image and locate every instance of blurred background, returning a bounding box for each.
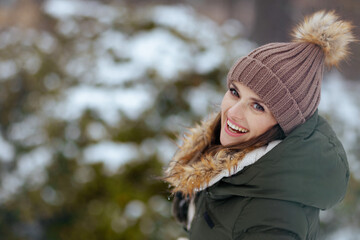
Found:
[0,0,359,239]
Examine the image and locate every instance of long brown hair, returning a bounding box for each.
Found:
[204,112,285,156]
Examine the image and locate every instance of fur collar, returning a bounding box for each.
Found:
[164,115,281,196]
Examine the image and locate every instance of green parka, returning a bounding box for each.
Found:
[168,111,349,240]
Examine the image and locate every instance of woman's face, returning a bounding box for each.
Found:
[220,81,277,146]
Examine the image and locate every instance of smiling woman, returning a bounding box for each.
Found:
[220,82,278,146]
[164,11,355,240]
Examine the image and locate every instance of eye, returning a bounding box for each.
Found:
[229,88,239,98]
[253,103,265,112]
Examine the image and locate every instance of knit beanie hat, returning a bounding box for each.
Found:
[227,11,355,135]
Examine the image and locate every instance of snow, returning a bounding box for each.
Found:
[0,147,52,202]
[124,200,146,220]
[43,0,119,24]
[36,31,57,54]
[94,52,142,85]
[0,60,17,80]
[320,71,360,128]
[86,122,108,141]
[154,137,178,164]
[65,55,92,78]
[184,83,224,116]
[95,28,194,82]
[23,52,41,75]
[0,133,15,162]
[0,28,22,48]
[194,45,225,74]
[127,29,193,79]
[43,73,61,90]
[95,30,126,57]
[221,19,244,37]
[83,141,139,173]
[56,18,79,36]
[9,115,47,146]
[17,147,52,184]
[152,5,220,42]
[53,84,156,125]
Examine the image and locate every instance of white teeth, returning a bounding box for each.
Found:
[227,120,248,133]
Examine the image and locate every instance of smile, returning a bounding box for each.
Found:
[225,119,249,137]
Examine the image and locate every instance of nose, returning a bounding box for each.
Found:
[227,101,246,121]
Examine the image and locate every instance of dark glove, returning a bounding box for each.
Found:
[172,192,190,226]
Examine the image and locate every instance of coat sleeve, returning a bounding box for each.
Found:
[232,198,319,240]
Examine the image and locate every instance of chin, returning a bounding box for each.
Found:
[220,132,242,147]
[219,133,227,146]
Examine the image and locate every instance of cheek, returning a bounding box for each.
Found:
[220,94,228,109]
[257,116,277,133]
[266,114,278,126]
[220,94,230,116]
[246,113,276,135]
[220,101,225,114]
[220,106,227,129]
[220,94,233,128]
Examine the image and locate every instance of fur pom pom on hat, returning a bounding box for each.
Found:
[292,10,355,67]
[227,11,355,135]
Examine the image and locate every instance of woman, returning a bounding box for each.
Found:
[164,11,354,239]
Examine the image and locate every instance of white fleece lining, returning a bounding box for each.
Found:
[186,197,195,231]
[196,140,281,192]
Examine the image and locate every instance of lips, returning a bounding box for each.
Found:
[225,118,249,137]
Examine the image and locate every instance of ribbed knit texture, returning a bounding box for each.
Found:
[227,42,324,135]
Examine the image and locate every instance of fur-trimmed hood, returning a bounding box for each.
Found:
[164,114,281,196]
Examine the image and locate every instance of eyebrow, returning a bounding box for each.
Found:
[231,83,265,104]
